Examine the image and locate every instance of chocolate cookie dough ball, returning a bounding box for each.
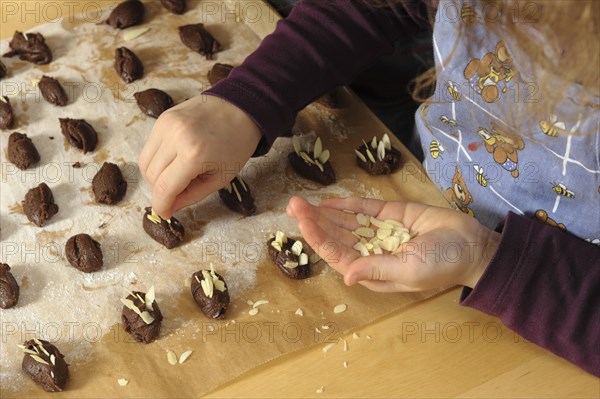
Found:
[0,263,20,309]
[7,132,40,170]
[134,88,173,118]
[191,266,230,319]
[142,207,184,249]
[179,23,221,60]
[20,339,69,392]
[105,0,144,29]
[218,176,256,216]
[92,162,127,204]
[65,234,103,273]
[0,96,15,130]
[268,232,310,279]
[354,134,401,175]
[121,288,162,343]
[59,118,98,154]
[3,31,52,65]
[115,47,144,83]
[38,76,68,106]
[207,63,233,86]
[23,183,59,227]
[161,0,186,14]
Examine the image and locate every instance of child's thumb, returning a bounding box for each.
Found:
[344,255,402,286]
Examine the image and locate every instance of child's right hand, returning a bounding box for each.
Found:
[138,95,262,219]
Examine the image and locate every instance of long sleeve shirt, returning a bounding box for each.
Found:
[205,0,600,376]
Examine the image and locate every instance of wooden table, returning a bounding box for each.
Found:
[1,2,598,397]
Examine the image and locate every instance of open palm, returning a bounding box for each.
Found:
[286,196,500,292]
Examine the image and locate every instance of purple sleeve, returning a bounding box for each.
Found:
[461,212,600,377]
[205,0,426,155]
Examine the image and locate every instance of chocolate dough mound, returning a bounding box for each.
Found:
[161,0,186,14]
[115,47,144,83]
[0,263,20,309]
[134,88,173,118]
[208,63,233,86]
[288,152,336,185]
[355,143,401,175]
[179,23,221,60]
[105,0,144,29]
[0,96,15,130]
[21,339,69,392]
[92,162,127,204]
[267,237,310,280]
[23,183,59,227]
[59,118,98,154]
[142,207,184,249]
[7,132,40,170]
[3,31,52,65]
[65,234,103,273]
[0,60,7,80]
[191,270,230,319]
[121,291,163,343]
[38,76,68,106]
[218,176,255,216]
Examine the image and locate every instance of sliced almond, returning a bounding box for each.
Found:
[147,209,162,224]
[318,149,330,164]
[291,240,303,256]
[213,278,226,292]
[179,350,193,364]
[356,213,370,227]
[224,182,232,193]
[252,300,269,308]
[295,308,304,316]
[380,236,401,252]
[231,182,242,202]
[377,228,392,240]
[299,252,309,266]
[377,140,386,161]
[352,332,360,339]
[167,350,178,365]
[237,177,248,191]
[283,260,299,269]
[300,151,315,165]
[382,133,392,150]
[354,149,367,163]
[365,146,376,163]
[397,231,411,245]
[352,242,370,257]
[271,240,282,252]
[366,335,372,340]
[246,299,254,306]
[123,26,150,41]
[145,286,155,311]
[370,136,378,149]
[118,378,129,386]
[343,361,349,368]
[292,135,302,155]
[50,354,56,365]
[275,231,287,245]
[200,277,214,298]
[248,308,259,316]
[354,227,375,238]
[313,137,323,159]
[314,159,325,172]
[316,387,325,394]
[343,340,348,351]
[140,311,155,325]
[29,354,49,365]
[322,342,336,353]
[370,217,394,229]
[384,219,405,228]
[373,244,383,255]
[334,304,347,314]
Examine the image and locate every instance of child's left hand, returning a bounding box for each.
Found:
[286,196,501,292]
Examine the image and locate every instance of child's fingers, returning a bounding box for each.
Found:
[138,132,163,177]
[144,147,176,186]
[357,280,420,293]
[287,196,359,231]
[151,157,200,219]
[343,254,415,287]
[320,197,386,217]
[169,177,221,215]
[296,218,358,273]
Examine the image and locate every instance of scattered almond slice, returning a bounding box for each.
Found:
[366,335,372,340]
[354,227,375,238]
[354,149,367,163]
[179,350,193,364]
[253,300,269,308]
[246,299,254,306]
[352,242,370,257]
[118,378,129,386]
[248,308,259,316]
[343,361,349,368]
[356,213,370,227]
[322,325,330,330]
[334,304,347,314]
[167,350,177,365]
[123,26,150,41]
[295,308,304,316]
[315,327,321,334]
[343,340,348,351]
[322,342,336,353]
[316,386,325,394]
[352,332,360,339]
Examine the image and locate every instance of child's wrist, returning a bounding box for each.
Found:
[463,228,501,289]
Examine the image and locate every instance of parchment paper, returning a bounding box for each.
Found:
[0,1,450,397]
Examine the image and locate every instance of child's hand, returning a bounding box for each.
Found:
[286,196,500,292]
[138,95,262,219]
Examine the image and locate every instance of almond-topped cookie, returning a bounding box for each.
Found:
[354,133,401,175]
[267,231,311,279]
[191,264,230,319]
[120,287,162,343]
[142,208,184,249]
[19,339,69,392]
[289,135,336,185]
